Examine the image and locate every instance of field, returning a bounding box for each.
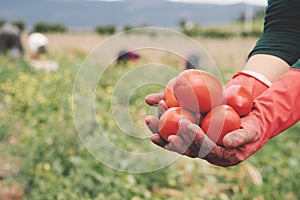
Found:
[1,32,300,200]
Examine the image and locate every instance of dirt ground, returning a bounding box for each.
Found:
[0,156,24,200]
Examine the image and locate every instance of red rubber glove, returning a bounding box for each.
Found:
[147,68,300,166]
[225,68,300,148]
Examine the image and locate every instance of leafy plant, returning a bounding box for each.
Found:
[95,25,116,35]
[33,22,67,33]
[1,36,300,199]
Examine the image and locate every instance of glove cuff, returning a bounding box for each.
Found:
[226,70,270,99]
[233,70,272,87]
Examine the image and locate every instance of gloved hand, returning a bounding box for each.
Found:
[145,69,271,146]
[225,68,300,148]
[146,68,300,166]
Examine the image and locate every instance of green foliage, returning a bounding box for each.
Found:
[33,22,49,33]
[1,48,300,199]
[181,25,202,37]
[236,8,265,22]
[253,9,266,21]
[12,20,25,31]
[48,23,67,33]
[182,25,262,38]
[180,18,264,38]
[200,28,234,38]
[240,30,263,38]
[0,55,175,199]
[123,25,135,32]
[0,19,5,27]
[33,22,67,33]
[182,25,234,38]
[246,124,300,200]
[95,25,116,35]
[0,19,25,31]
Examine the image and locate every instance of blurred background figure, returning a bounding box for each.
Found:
[117,49,140,65]
[184,53,200,70]
[27,32,58,71]
[0,22,24,59]
[28,32,49,60]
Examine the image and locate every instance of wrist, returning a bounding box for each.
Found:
[244,54,290,82]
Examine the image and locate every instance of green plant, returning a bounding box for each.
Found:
[1,37,300,199]
[12,20,25,31]
[33,22,67,33]
[95,25,116,35]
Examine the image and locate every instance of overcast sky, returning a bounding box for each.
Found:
[96,0,267,6]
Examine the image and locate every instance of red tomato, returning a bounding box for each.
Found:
[225,85,253,117]
[158,107,196,141]
[173,69,224,113]
[164,77,180,108]
[201,105,241,145]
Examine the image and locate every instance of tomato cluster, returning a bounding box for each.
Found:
[158,69,253,145]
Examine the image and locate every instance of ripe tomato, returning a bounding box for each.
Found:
[225,85,253,117]
[164,77,180,108]
[158,107,196,141]
[201,105,241,145]
[173,69,224,113]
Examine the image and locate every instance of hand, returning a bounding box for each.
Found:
[147,117,261,167]
[144,92,256,166]
[144,81,264,166]
[144,93,164,107]
[144,72,270,166]
[146,68,300,167]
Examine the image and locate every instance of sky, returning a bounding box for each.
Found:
[96,0,268,6]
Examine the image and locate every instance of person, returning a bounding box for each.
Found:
[145,0,300,167]
[27,32,49,60]
[117,50,140,65]
[184,53,200,70]
[0,22,24,59]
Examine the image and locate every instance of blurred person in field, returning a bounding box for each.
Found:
[28,32,49,60]
[184,53,200,70]
[27,32,59,71]
[117,49,140,65]
[0,22,24,59]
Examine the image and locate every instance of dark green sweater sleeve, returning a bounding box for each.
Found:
[249,0,300,67]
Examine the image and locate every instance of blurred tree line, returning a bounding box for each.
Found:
[33,22,67,33]
[179,8,265,38]
[94,24,147,35]
[0,19,25,31]
[0,19,67,33]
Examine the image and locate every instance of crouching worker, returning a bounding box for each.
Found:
[28,32,49,60]
[117,50,140,65]
[0,22,24,59]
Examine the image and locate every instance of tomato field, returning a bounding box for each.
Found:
[1,33,300,200]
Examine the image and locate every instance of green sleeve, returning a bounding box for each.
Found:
[291,59,300,69]
[249,0,300,66]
